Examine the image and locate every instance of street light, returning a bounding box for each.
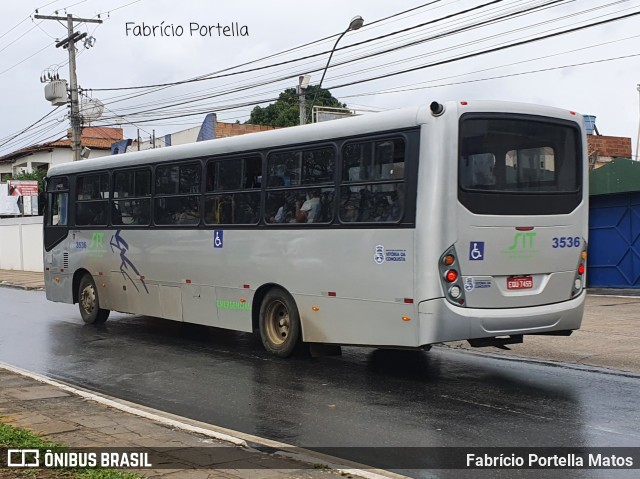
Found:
[307,15,364,123]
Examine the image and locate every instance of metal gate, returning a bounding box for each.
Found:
[588,192,640,288]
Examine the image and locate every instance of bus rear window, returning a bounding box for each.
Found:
[458,114,582,215]
[459,117,580,193]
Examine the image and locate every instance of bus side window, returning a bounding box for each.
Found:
[340,138,405,223]
[113,169,152,226]
[265,146,335,225]
[49,192,68,226]
[204,156,262,226]
[155,163,201,226]
[75,173,109,226]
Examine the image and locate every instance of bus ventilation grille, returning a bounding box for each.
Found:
[63,252,69,269]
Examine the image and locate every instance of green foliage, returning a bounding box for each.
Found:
[0,422,142,479]
[248,86,346,127]
[13,169,47,195]
[0,422,58,449]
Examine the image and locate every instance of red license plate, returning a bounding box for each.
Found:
[507,276,533,290]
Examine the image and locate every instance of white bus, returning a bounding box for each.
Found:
[44,100,588,357]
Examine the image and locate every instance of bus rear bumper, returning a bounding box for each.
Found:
[418,292,585,346]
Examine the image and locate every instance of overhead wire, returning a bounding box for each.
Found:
[95,0,570,117]
[93,6,640,126]
[95,0,608,123]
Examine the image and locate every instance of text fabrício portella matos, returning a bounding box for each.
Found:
[125,22,248,37]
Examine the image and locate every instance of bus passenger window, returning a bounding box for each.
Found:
[113,169,152,226]
[339,138,406,223]
[49,193,68,226]
[75,173,109,226]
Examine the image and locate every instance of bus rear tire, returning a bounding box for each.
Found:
[78,274,110,324]
[259,287,301,357]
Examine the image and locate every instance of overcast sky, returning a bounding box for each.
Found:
[1,0,639,157]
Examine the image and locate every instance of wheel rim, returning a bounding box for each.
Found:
[264,299,290,346]
[80,284,96,316]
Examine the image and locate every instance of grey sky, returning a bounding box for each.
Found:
[1,0,639,157]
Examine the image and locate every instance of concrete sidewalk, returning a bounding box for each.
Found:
[0,269,44,290]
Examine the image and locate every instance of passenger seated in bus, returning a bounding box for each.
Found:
[175,208,199,224]
[131,205,149,225]
[386,186,404,222]
[111,203,123,225]
[295,190,321,223]
[342,200,358,222]
[269,196,286,223]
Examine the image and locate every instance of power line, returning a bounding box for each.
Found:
[325,8,640,91]
[95,0,570,119]
[88,0,510,93]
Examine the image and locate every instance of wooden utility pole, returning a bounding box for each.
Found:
[35,13,102,161]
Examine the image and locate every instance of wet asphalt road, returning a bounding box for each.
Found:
[0,288,639,478]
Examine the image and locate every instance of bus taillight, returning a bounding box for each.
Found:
[445,270,458,282]
[439,246,467,307]
[572,241,587,297]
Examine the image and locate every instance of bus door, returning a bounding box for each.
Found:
[44,176,72,302]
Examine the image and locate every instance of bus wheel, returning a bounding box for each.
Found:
[78,274,110,324]
[259,288,301,357]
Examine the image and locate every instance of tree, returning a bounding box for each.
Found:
[247,86,346,127]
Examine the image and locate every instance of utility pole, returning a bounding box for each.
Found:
[35,13,102,161]
[297,75,311,126]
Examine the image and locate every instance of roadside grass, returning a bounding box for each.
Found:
[0,422,142,479]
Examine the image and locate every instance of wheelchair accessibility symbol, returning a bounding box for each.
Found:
[469,241,484,261]
[214,230,224,248]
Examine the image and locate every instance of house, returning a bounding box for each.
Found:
[587,135,632,170]
[0,127,124,181]
[128,113,279,151]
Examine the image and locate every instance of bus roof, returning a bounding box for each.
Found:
[47,100,581,177]
[47,104,428,177]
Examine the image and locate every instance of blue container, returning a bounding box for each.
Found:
[583,115,597,135]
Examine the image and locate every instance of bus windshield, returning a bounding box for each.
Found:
[459,116,581,193]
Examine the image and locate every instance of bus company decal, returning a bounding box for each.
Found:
[374,245,385,264]
[374,245,407,264]
[216,300,250,311]
[501,232,539,260]
[88,232,107,258]
[464,277,474,292]
[464,277,491,292]
[109,230,149,294]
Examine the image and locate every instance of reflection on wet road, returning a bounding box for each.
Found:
[1,289,638,478]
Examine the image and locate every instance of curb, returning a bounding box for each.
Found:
[0,281,44,291]
[0,362,408,479]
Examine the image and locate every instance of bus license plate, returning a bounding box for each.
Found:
[507,276,533,290]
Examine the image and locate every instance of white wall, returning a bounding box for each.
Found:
[0,216,43,272]
[1,147,112,177]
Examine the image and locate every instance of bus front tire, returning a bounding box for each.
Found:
[78,274,110,324]
[259,288,301,358]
